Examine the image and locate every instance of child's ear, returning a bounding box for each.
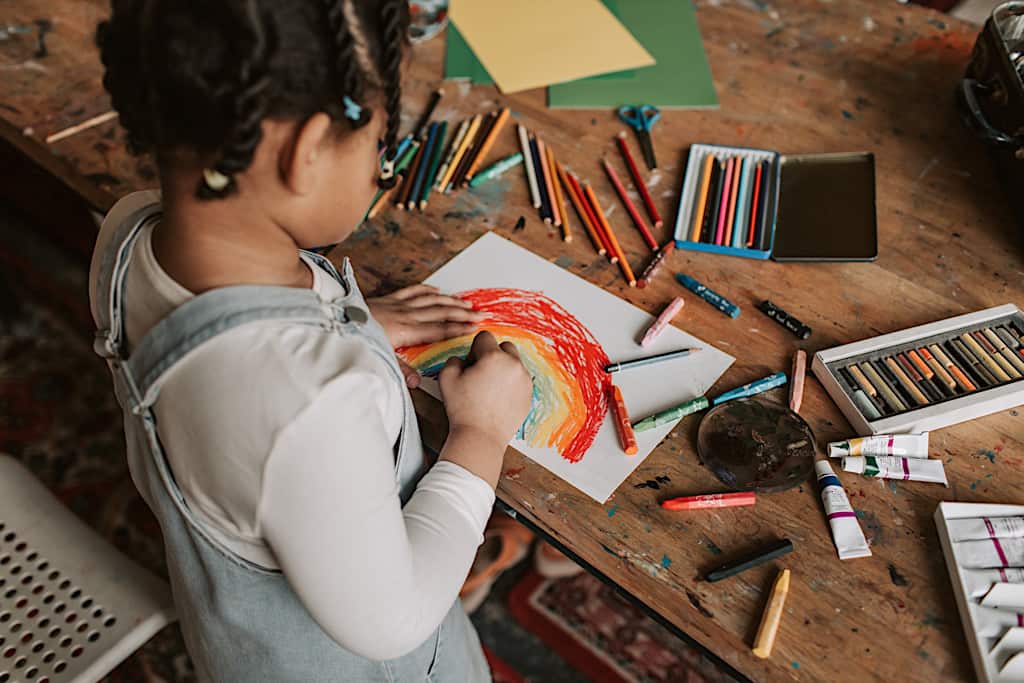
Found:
[280,113,333,195]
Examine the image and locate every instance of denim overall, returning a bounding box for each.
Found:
[92,198,490,682]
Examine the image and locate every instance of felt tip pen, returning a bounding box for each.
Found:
[640,297,685,347]
[468,152,524,188]
[704,538,794,582]
[711,372,788,406]
[632,396,710,431]
[604,347,700,374]
[661,491,756,511]
[675,273,740,318]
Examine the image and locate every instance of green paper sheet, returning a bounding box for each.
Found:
[547,0,717,108]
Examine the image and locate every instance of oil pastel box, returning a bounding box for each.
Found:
[672,143,877,261]
[811,304,1024,435]
[935,501,1024,683]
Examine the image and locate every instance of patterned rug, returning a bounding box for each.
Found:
[0,202,736,682]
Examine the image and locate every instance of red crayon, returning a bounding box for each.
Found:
[608,384,638,455]
[661,492,757,511]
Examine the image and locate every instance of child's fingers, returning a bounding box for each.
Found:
[468,330,500,361]
[409,306,484,323]
[397,359,421,389]
[439,355,466,383]
[404,293,475,310]
[499,341,520,359]
[388,284,439,300]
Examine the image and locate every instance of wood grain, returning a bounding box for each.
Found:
[3,0,1023,680]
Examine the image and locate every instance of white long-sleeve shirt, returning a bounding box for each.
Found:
[90,194,494,660]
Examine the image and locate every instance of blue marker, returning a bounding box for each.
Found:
[711,372,788,406]
[676,273,741,318]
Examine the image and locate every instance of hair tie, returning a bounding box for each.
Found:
[203,168,231,192]
[343,95,370,127]
[377,158,397,189]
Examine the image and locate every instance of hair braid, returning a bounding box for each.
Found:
[96,0,151,154]
[196,0,274,199]
[326,0,370,128]
[376,0,405,189]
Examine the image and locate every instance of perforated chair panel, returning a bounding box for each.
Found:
[0,456,175,683]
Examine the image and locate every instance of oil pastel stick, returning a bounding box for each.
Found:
[789,350,806,413]
[608,384,638,455]
[917,347,957,393]
[636,241,674,289]
[676,273,740,318]
[858,362,905,413]
[985,327,1024,374]
[756,300,811,339]
[661,491,756,511]
[884,356,928,405]
[962,333,1011,382]
[929,344,976,392]
[705,539,793,583]
[633,396,709,432]
[640,297,686,347]
[837,367,883,419]
[711,372,787,406]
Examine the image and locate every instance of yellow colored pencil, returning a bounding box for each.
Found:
[689,155,716,241]
[584,184,636,286]
[536,137,557,226]
[465,107,511,180]
[559,165,605,255]
[438,114,481,191]
[545,145,568,236]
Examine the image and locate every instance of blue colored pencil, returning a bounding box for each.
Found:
[732,158,751,248]
[419,120,448,209]
[407,122,438,210]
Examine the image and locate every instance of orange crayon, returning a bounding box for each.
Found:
[608,384,638,455]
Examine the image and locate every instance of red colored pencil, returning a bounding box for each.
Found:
[616,132,662,228]
[568,172,617,263]
[714,158,735,245]
[602,159,658,251]
[748,162,763,248]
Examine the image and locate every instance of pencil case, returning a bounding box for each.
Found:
[812,304,1024,435]
[672,143,878,262]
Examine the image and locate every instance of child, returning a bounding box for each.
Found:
[89,1,533,680]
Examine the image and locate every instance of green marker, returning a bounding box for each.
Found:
[468,152,524,188]
[632,396,709,432]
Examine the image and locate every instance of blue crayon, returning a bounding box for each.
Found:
[676,273,741,318]
[711,372,788,406]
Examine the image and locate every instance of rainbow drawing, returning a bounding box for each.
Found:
[398,288,610,463]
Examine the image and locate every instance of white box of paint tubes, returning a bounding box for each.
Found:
[812,304,1024,436]
[935,502,1024,683]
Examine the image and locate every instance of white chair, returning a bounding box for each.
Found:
[0,455,175,683]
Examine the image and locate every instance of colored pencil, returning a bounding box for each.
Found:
[602,159,657,250]
[714,157,735,245]
[530,137,552,223]
[407,122,439,209]
[732,158,752,248]
[412,88,442,140]
[365,140,420,220]
[689,154,716,242]
[569,174,614,262]
[465,107,510,181]
[608,384,638,455]
[541,142,563,228]
[450,112,495,189]
[559,165,605,255]
[789,349,806,413]
[748,161,763,247]
[434,119,470,192]
[701,159,724,243]
[605,348,699,373]
[439,114,480,191]
[756,163,775,250]
[468,152,523,188]
[637,241,674,289]
[546,147,571,241]
[518,124,541,208]
[419,121,447,209]
[616,132,662,228]
[396,142,426,209]
[585,184,636,285]
[724,157,742,247]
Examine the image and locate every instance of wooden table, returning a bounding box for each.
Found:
[3,1,1023,680]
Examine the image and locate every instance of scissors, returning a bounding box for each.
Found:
[617,104,661,170]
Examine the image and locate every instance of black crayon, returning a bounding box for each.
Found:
[757,300,812,340]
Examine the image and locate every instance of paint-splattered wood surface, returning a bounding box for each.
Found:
[3,0,1023,681]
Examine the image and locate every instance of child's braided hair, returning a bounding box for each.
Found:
[96,0,410,199]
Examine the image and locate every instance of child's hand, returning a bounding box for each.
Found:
[438,331,533,454]
[368,284,484,349]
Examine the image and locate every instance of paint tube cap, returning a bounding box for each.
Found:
[814,459,836,479]
[842,457,866,474]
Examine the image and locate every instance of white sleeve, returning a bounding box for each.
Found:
[257,365,494,661]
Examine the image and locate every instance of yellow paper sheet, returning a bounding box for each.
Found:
[449,0,655,94]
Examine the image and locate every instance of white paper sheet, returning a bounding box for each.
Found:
[402,232,733,502]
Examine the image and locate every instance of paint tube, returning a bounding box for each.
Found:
[841,456,948,486]
[828,433,929,459]
[950,517,1024,542]
[816,459,872,560]
[973,606,1024,637]
[958,538,1024,569]
[964,568,1024,598]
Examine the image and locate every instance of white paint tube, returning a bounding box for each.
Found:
[828,433,929,459]
[965,568,1024,598]
[973,606,1024,637]
[816,459,872,560]
[842,456,948,486]
[958,538,1024,569]
[949,517,1024,542]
